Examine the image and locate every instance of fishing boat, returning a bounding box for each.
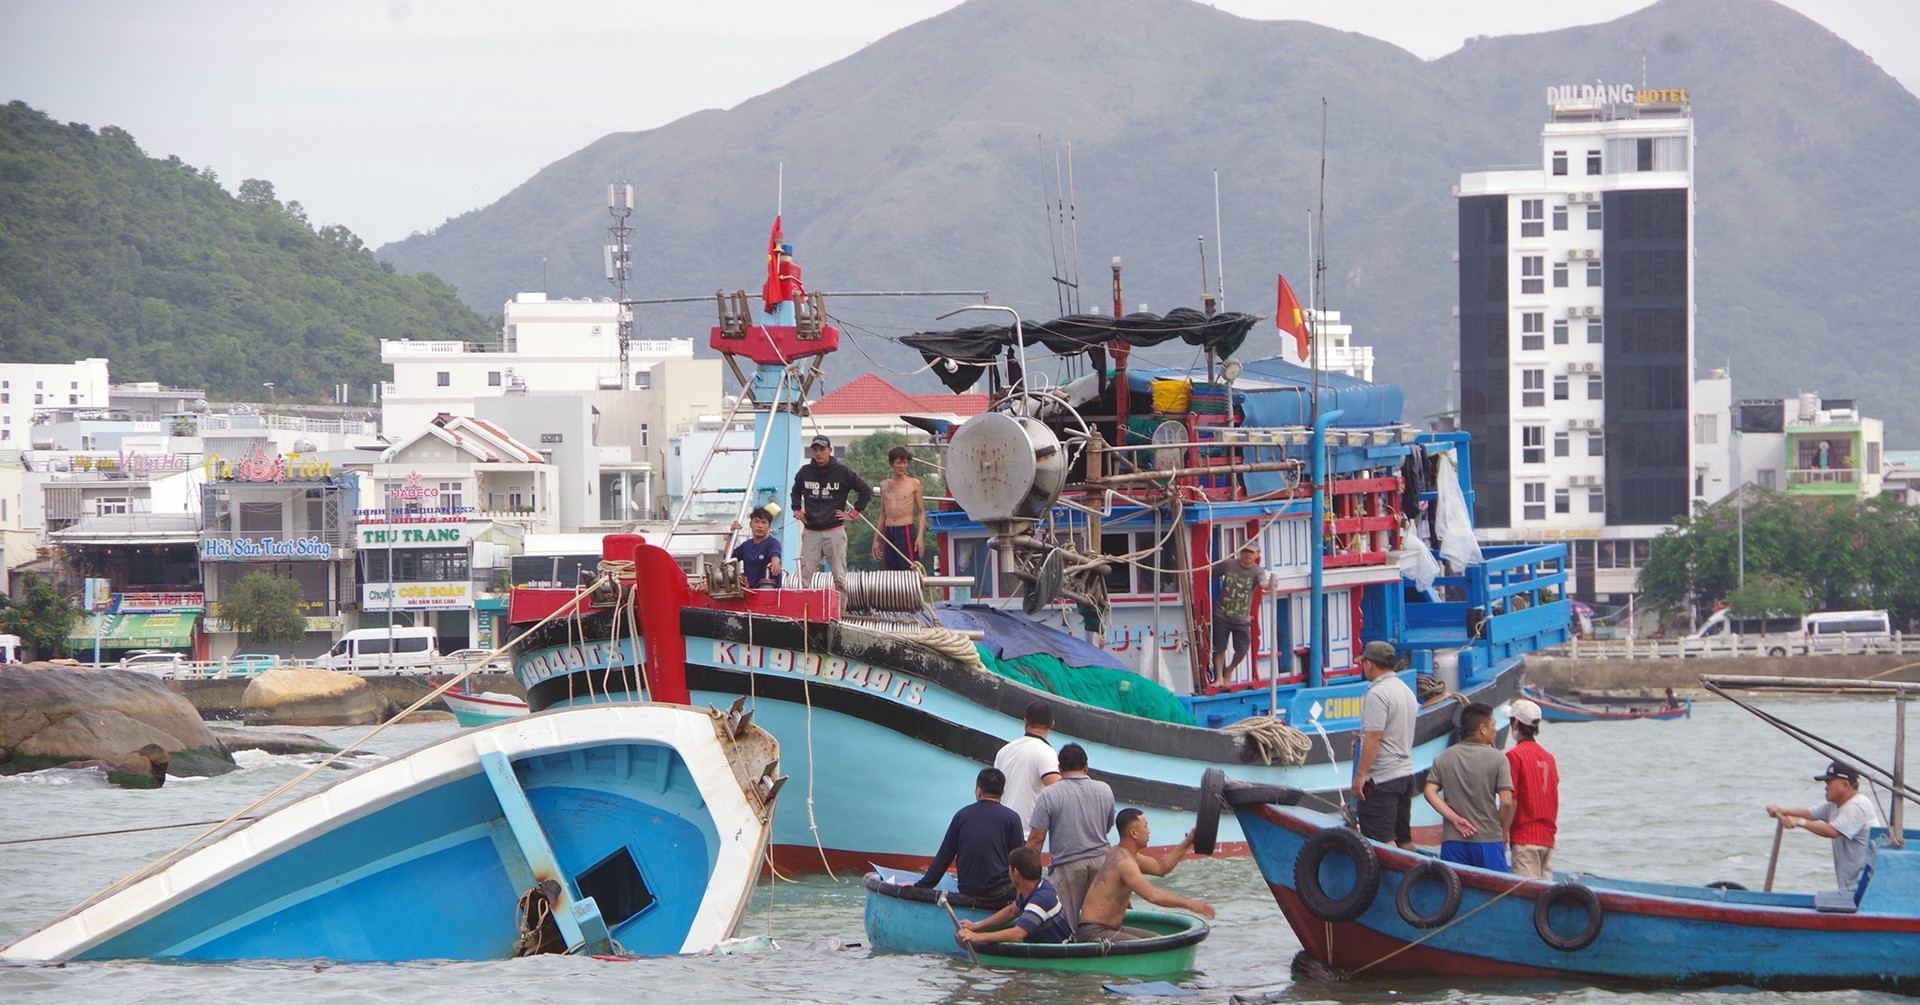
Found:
[861,868,1208,975]
[1216,673,1920,991]
[1,702,783,962]
[1521,684,1690,723]
[505,224,1570,874]
[443,687,530,726]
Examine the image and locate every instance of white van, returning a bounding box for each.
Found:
[1686,609,1803,656]
[313,627,440,673]
[1802,610,1893,653]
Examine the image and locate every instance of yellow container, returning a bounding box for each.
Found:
[1151,378,1191,413]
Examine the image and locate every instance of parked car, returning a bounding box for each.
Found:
[226,653,281,674]
[117,651,190,673]
[442,648,511,673]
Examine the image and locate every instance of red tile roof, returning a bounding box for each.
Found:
[814,373,987,419]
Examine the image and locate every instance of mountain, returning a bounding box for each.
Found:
[0,101,492,402]
[376,0,1920,439]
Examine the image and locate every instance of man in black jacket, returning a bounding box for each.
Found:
[790,435,872,591]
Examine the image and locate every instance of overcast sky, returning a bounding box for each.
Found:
[3,0,1914,248]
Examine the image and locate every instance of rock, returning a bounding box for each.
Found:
[63,743,170,789]
[0,664,235,777]
[241,668,395,727]
[205,723,346,756]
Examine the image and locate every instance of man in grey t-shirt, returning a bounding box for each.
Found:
[1350,640,1418,850]
[1767,760,1884,894]
[1025,742,1114,928]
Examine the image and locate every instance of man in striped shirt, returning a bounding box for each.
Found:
[955,846,1074,947]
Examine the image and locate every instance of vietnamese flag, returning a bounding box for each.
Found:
[1276,274,1309,361]
[761,215,784,310]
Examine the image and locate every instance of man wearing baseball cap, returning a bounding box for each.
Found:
[1504,697,1560,879]
[1767,760,1884,894]
[789,434,872,592]
[1350,640,1417,850]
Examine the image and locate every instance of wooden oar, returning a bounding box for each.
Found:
[1763,817,1786,892]
[937,891,980,964]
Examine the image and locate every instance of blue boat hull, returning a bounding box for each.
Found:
[1227,781,1920,991]
[4,705,778,962]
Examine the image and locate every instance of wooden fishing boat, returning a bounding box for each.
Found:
[1214,673,1920,991]
[443,687,529,727]
[1,702,783,962]
[861,871,1208,975]
[1522,684,1690,723]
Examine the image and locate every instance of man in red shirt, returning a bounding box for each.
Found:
[1504,698,1560,879]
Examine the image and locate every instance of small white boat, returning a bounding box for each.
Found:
[444,688,530,726]
[2,701,783,962]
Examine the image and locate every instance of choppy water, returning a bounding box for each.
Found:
[0,696,1911,1003]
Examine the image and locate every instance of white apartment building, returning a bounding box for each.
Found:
[0,358,110,448]
[1306,310,1374,383]
[1457,83,1695,604]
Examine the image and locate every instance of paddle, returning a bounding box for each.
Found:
[1763,816,1785,893]
[938,891,980,965]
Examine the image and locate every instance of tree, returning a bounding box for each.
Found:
[0,574,80,660]
[839,432,948,573]
[220,571,308,645]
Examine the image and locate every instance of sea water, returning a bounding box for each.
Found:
[0,697,1910,1004]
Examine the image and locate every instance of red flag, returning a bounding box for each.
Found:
[1276,274,1309,361]
[761,215,784,310]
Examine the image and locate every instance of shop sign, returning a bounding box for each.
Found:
[202,536,335,560]
[206,444,333,483]
[385,470,441,501]
[362,581,473,611]
[359,524,474,548]
[117,591,206,612]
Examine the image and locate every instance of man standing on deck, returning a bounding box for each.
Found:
[1209,544,1262,686]
[1025,743,1114,928]
[1422,701,1513,871]
[1072,808,1215,945]
[1767,761,1884,894]
[872,446,927,572]
[1351,640,1418,850]
[790,435,872,592]
[1505,697,1559,879]
[915,768,1024,902]
[994,701,1060,838]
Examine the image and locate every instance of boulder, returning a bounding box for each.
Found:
[205,723,346,756]
[241,668,395,727]
[0,663,235,777]
[63,743,170,789]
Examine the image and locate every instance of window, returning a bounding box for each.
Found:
[1553,376,1569,401]
[1553,320,1569,345]
[0,393,8,403]
[1520,255,1544,294]
[239,501,283,532]
[0,431,8,442]
[1589,487,1605,513]
[1586,203,1603,229]
[1589,432,1605,457]
[639,423,650,448]
[1521,425,1545,464]
[488,371,502,387]
[509,489,526,511]
[34,394,43,404]
[1554,431,1570,456]
[1587,375,1604,400]
[1586,260,1604,287]
[436,371,451,387]
[1637,137,1654,171]
[1552,204,1568,231]
[1758,469,1777,490]
[1552,150,1567,176]
[96,497,129,516]
[440,482,463,510]
[1553,262,1568,288]
[634,369,651,389]
[1520,311,1544,350]
[1523,482,1546,520]
[1586,318,1603,344]
[1586,149,1602,175]
[70,381,78,389]
[1555,487,1571,514]
[1520,199,1544,237]
[1521,369,1544,407]
[35,381,43,389]
[1695,415,1718,445]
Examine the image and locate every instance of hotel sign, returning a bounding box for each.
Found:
[1546,84,1689,108]
[363,581,473,611]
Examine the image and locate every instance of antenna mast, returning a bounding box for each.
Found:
[1212,168,1226,311]
[1312,99,1328,422]
[606,181,635,385]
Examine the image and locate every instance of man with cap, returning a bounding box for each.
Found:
[1505,697,1559,879]
[1350,639,1418,850]
[1209,544,1263,686]
[1768,761,1884,894]
[790,435,872,592]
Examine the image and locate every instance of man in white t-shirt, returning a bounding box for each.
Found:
[1767,760,1884,894]
[994,701,1061,836]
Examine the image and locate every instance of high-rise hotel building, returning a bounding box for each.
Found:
[1456,84,1695,603]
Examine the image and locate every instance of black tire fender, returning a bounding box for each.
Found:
[1394,858,1463,929]
[1533,881,1604,951]
[1293,827,1381,923]
[1193,768,1226,855]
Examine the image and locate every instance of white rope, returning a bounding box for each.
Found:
[1219,715,1313,766]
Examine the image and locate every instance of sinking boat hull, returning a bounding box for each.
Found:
[443,689,530,727]
[2,704,778,962]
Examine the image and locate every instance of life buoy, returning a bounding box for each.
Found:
[1394,859,1462,928]
[1293,827,1380,922]
[1533,881,1604,951]
[1193,768,1226,855]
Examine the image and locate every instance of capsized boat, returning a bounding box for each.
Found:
[862,869,1207,975]
[2,702,783,962]
[443,687,530,727]
[1522,684,1690,723]
[506,222,1569,874]
[1219,673,1920,991]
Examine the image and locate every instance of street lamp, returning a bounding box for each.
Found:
[262,382,275,400]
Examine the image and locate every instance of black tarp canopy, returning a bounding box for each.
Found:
[902,308,1260,393]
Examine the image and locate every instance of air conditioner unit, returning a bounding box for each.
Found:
[1567,307,1582,318]
[1567,362,1581,374]
[1583,306,1599,317]
[1567,250,1582,262]
[1583,192,1599,203]
[1583,362,1598,373]
[1583,249,1599,261]
[1566,418,1582,431]
[1584,418,1601,429]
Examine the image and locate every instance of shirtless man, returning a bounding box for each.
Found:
[1072,808,1214,944]
[872,445,926,572]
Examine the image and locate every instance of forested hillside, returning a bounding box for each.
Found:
[0,101,492,402]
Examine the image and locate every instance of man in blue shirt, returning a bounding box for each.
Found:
[956,846,1074,947]
[915,768,1024,901]
[729,507,784,589]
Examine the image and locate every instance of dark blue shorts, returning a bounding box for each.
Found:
[1440,840,1510,872]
